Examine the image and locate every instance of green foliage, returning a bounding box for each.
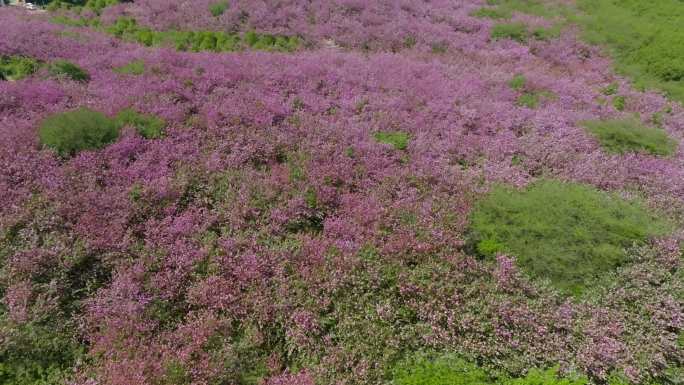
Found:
[503,367,587,385]
[115,108,166,139]
[0,56,42,81]
[516,92,539,108]
[573,0,684,103]
[209,1,228,17]
[106,17,298,52]
[39,108,120,157]
[0,317,82,385]
[485,0,565,18]
[470,180,671,295]
[612,95,626,111]
[85,0,119,13]
[113,59,146,75]
[161,360,190,385]
[509,74,527,90]
[582,118,678,156]
[471,7,511,19]
[491,23,529,42]
[531,25,561,41]
[393,354,491,385]
[48,60,90,82]
[374,131,410,151]
[601,82,619,96]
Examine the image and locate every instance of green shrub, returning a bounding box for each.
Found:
[0,318,82,385]
[374,131,410,150]
[208,1,228,17]
[516,92,539,108]
[532,25,561,41]
[39,108,120,157]
[115,108,166,139]
[470,179,671,295]
[0,56,42,81]
[48,60,90,82]
[508,74,526,90]
[601,82,619,96]
[582,118,678,156]
[612,95,626,111]
[85,0,119,13]
[491,23,529,42]
[471,7,511,19]
[113,59,145,75]
[503,367,587,385]
[393,354,491,385]
[485,0,563,18]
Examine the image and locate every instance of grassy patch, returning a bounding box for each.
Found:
[0,56,42,81]
[373,131,410,150]
[393,354,589,385]
[208,1,228,17]
[469,179,671,295]
[491,23,529,42]
[113,59,146,75]
[486,0,565,18]
[48,60,90,82]
[582,118,678,156]
[115,108,166,139]
[39,108,120,157]
[393,354,491,385]
[572,0,684,103]
[471,7,511,19]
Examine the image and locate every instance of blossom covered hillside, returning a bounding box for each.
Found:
[0,1,682,385]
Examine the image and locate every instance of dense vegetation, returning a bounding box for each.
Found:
[0,0,683,384]
[470,180,670,295]
[39,108,120,157]
[574,0,684,102]
[582,119,678,156]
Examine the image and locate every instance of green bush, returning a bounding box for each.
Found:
[48,60,90,82]
[485,0,563,18]
[85,0,119,13]
[491,23,529,42]
[612,96,626,111]
[374,131,410,150]
[115,108,166,139]
[532,25,561,41]
[582,118,678,156]
[0,56,42,81]
[393,354,491,385]
[208,1,228,17]
[516,92,539,108]
[471,7,511,19]
[113,59,146,75]
[0,318,82,385]
[470,180,671,295]
[508,74,526,90]
[601,82,619,96]
[39,108,120,157]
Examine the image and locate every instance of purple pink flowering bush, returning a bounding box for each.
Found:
[0,1,682,384]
